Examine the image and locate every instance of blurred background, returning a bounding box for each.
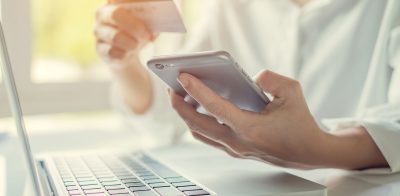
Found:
[0,0,204,134]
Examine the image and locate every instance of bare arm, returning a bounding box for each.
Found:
[95,3,156,114]
[318,127,388,170]
[110,55,153,114]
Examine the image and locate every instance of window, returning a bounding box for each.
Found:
[0,0,204,117]
[32,0,110,83]
[0,0,111,117]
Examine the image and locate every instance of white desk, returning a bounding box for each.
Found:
[1,124,400,195]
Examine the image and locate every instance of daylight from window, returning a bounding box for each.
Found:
[32,0,110,83]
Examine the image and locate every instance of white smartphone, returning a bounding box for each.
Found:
[147,51,270,112]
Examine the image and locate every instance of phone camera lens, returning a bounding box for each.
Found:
[155,64,165,70]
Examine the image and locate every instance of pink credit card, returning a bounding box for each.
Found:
[110,0,186,33]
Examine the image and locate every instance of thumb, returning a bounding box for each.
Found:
[255,70,300,98]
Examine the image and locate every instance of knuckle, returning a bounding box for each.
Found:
[256,70,270,82]
[111,31,123,44]
[111,6,125,21]
[288,80,301,90]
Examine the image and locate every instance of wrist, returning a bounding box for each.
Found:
[313,127,388,170]
[109,53,141,74]
[308,130,335,167]
[111,54,154,114]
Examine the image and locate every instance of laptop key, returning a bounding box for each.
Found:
[119,176,139,180]
[98,177,118,182]
[65,182,76,186]
[81,184,102,190]
[77,178,96,182]
[96,174,115,179]
[108,189,129,195]
[125,182,146,187]
[63,178,75,182]
[177,186,202,192]
[155,187,185,196]
[84,189,104,194]
[144,179,164,184]
[183,190,210,196]
[75,174,93,178]
[68,190,82,195]
[79,181,98,186]
[85,193,108,196]
[122,178,141,183]
[130,186,151,192]
[165,177,189,183]
[66,186,79,191]
[61,175,74,179]
[101,181,121,186]
[134,190,159,196]
[172,182,196,187]
[149,182,170,188]
[104,185,126,190]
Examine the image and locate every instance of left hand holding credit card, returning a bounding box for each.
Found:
[108,0,186,33]
[95,0,186,65]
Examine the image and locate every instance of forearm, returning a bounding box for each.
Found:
[111,55,153,114]
[317,127,388,170]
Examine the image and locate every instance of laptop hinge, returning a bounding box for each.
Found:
[38,160,56,196]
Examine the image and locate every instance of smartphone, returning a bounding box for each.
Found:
[147,51,270,112]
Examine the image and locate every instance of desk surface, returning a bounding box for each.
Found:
[1,128,400,196]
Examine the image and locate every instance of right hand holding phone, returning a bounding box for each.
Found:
[94,3,157,64]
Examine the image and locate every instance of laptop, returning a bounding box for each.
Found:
[0,21,326,196]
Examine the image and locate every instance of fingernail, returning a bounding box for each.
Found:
[178,74,189,88]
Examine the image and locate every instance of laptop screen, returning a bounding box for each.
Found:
[0,21,43,196]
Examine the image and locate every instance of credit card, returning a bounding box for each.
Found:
[109,0,186,33]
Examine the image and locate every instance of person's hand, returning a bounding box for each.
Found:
[169,70,326,168]
[94,3,157,114]
[94,3,156,63]
[169,70,388,170]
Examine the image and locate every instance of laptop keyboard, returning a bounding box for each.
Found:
[53,153,211,196]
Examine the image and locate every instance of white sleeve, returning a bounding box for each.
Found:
[322,26,400,173]
[110,1,218,148]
